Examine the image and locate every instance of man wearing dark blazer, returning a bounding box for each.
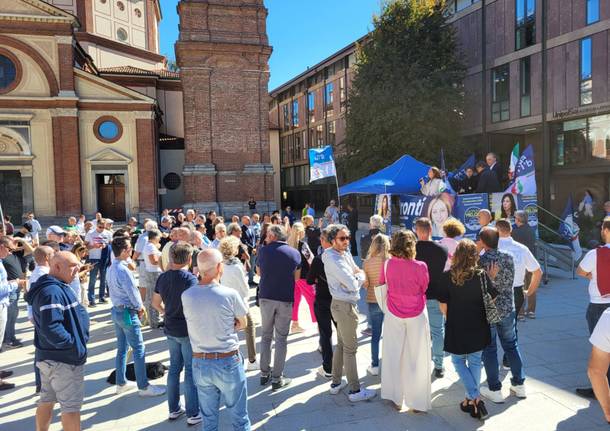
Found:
[475,161,502,193]
[486,152,502,185]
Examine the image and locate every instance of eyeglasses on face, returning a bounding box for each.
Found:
[336,235,350,242]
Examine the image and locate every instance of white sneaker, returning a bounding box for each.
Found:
[480,386,505,404]
[116,382,136,395]
[348,388,377,402]
[367,365,379,376]
[138,384,166,397]
[510,384,527,398]
[329,380,347,395]
[168,408,185,420]
[186,413,203,426]
[317,366,332,379]
[245,359,260,371]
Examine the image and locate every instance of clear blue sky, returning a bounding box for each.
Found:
[158,0,382,90]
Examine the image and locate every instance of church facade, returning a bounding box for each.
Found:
[0,0,275,222]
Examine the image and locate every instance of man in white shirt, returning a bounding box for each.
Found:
[588,309,610,423]
[84,219,113,306]
[576,218,610,398]
[496,219,542,322]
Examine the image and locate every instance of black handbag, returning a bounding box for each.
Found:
[480,271,502,325]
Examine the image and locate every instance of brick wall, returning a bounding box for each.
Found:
[52,116,82,215]
[136,118,157,212]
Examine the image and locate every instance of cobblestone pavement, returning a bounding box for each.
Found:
[0,268,608,430]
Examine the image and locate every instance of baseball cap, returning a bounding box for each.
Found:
[46,225,65,236]
[105,218,114,224]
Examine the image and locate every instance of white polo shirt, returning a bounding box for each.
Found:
[498,237,540,287]
[579,244,610,304]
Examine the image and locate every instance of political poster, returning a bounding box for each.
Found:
[399,193,455,239]
[517,194,539,232]
[375,194,392,234]
[490,192,520,225]
[454,193,489,239]
[309,146,337,182]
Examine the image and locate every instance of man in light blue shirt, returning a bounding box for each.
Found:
[0,237,25,390]
[106,236,165,398]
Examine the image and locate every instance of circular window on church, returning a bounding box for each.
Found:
[0,50,22,95]
[163,173,182,190]
[117,27,128,42]
[93,116,123,144]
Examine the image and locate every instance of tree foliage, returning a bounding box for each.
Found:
[344,0,466,180]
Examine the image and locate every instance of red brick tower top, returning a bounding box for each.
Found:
[176,0,274,215]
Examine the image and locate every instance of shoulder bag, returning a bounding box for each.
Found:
[479,270,502,325]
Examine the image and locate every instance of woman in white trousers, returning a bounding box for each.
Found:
[379,230,432,412]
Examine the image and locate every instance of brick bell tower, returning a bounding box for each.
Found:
[176,0,275,215]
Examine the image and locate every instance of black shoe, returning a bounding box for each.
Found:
[4,340,23,349]
[0,382,15,391]
[272,377,292,391]
[99,298,107,304]
[476,400,489,420]
[260,374,271,386]
[433,368,445,378]
[0,370,13,379]
[157,321,165,328]
[88,303,97,308]
[575,388,595,398]
[459,399,472,413]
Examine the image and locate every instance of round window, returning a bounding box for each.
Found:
[0,54,17,91]
[94,116,123,143]
[163,173,182,190]
[117,28,128,42]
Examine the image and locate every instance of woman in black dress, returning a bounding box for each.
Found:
[438,239,497,420]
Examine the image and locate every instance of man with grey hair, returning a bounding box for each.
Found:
[182,248,250,430]
[228,222,251,271]
[161,227,191,271]
[152,242,201,425]
[359,214,383,260]
[133,220,158,306]
[256,224,301,391]
[322,224,376,402]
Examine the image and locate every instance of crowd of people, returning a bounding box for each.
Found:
[0,204,609,430]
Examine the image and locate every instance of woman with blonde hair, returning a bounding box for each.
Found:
[440,218,466,271]
[219,236,259,370]
[380,229,431,412]
[287,222,316,333]
[363,233,390,376]
[438,239,497,420]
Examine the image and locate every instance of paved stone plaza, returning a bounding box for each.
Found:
[0,267,608,430]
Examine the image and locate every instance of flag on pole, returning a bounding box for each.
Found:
[449,154,476,183]
[439,148,455,194]
[309,146,337,182]
[559,195,583,260]
[508,143,520,182]
[505,145,537,195]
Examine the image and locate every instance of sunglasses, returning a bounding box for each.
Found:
[336,235,350,242]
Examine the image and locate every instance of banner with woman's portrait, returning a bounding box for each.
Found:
[490,192,519,225]
[398,192,455,239]
[375,193,392,234]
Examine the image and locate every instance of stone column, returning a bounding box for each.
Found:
[176,0,274,214]
[51,109,82,216]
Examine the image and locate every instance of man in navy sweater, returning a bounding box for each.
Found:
[25,251,90,431]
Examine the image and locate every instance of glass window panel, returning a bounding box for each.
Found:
[456,0,471,12]
[581,38,592,80]
[0,55,17,89]
[587,0,600,25]
[588,114,610,161]
[98,121,119,140]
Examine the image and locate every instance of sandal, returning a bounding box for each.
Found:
[459,399,472,414]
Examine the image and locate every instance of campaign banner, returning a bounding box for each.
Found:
[375,194,392,235]
[517,194,539,231]
[309,146,337,182]
[399,193,455,239]
[490,192,520,225]
[454,193,489,239]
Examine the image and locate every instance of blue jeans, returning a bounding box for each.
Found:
[482,311,525,391]
[452,351,483,400]
[111,307,149,390]
[3,290,20,343]
[167,335,199,417]
[426,299,445,369]
[368,302,384,367]
[192,355,251,431]
[87,259,107,303]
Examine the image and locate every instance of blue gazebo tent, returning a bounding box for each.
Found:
[338,155,430,196]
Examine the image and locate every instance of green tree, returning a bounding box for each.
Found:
[344,0,466,180]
